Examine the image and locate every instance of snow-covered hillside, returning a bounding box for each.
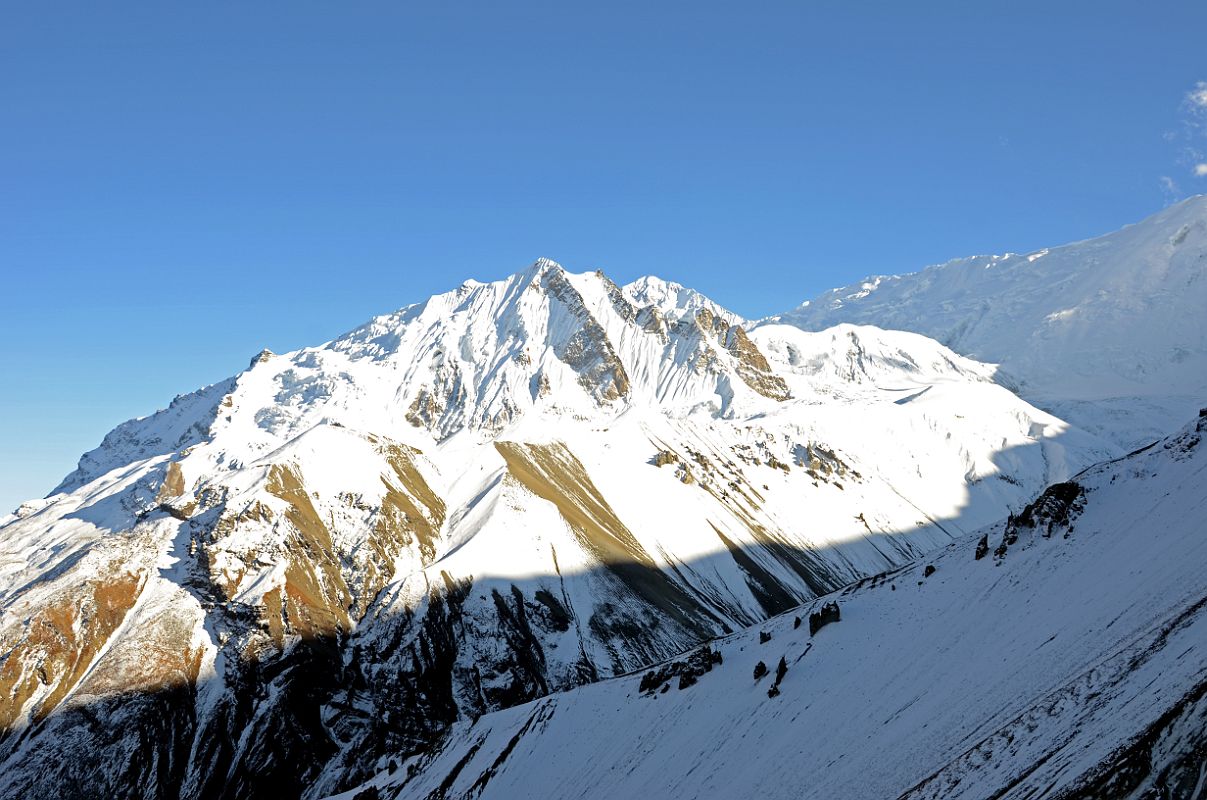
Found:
[0,261,1110,799]
[770,195,1207,449]
[340,410,1207,800]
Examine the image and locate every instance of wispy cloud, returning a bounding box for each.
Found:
[1159,175,1181,204]
[1164,81,1207,196]
[1188,82,1207,111]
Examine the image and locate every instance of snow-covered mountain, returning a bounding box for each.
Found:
[0,260,1111,799]
[770,195,1207,449]
[338,409,1207,800]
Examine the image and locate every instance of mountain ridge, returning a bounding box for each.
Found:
[767,195,1207,448]
[2,198,1202,799]
[0,258,1112,798]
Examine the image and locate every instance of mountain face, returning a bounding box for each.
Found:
[769,195,1207,449]
[0,260,1111,799]
[342,410,1207,800]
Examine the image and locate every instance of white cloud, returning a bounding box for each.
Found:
[1195,163,1207,177]
[1189,82,1207,111]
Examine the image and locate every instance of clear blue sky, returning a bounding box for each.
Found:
[2,1,1205,511]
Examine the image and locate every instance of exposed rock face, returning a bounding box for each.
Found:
[541,267,632,403]
[405,388,443,431]
[637,305,669,339]
[250,348,276,368]
[1011,480,1084,538]
[690,308,790,401]
[637,644,722,694]
[808,600,840,635]
[995,480,1085,558]
[263,463,355,639]
[594,270,639,323]
[0,571,145,730]
[724,326,792,402]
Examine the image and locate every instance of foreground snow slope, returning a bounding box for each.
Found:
[345,411,1207,800]
[0,261,1111,798]
[770,195,1207,448]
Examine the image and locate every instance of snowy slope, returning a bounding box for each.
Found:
[770,195,1207,449]
[340,410,1207,800]
[0,261,1112,799]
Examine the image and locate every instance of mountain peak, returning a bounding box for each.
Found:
[529,256,565,276]
[248,348,275,368]
[624,274,742,324]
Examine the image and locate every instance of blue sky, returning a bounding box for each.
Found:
[2,1,1206,511]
